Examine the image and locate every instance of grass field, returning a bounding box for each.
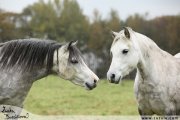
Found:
[24,75,138,115]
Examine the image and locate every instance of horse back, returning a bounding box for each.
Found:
[174,53,180,59]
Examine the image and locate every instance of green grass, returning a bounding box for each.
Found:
[24,75,138,115]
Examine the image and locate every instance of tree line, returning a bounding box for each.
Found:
[0,0,179,78]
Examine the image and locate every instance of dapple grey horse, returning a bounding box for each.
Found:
[0,39,99,109]
[107,27,180,116]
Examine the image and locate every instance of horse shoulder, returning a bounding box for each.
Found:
[134,69,172,115]
[0,69,35,107]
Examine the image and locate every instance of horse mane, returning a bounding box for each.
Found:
[0,39,62,72]
[132,31,178,62]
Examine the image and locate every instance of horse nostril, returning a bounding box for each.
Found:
[94,79,97,84]
[111,74,115,79]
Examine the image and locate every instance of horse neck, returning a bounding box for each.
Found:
[0,66,49,107]
[22,68,49,82]
[0,62,50,85]
[133,33,174,82]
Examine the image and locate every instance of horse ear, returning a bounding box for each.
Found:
[68,40,78,49]
[111,30,118,38]
[123,27,130,39]
[64,41,78,51]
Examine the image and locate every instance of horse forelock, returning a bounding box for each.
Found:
[0,39,62,72]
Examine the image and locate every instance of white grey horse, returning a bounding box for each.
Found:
[107,27,180,116]
[0,39,99,108]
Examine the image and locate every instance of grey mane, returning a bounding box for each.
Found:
[0,39,83,73]
[0,39,62,72]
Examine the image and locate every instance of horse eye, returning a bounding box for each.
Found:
[71,58,78,64]
[122,49,129,54]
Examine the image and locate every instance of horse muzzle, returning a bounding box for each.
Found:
[85,82,97,90]
[108,73,121,84]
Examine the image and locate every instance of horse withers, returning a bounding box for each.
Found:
[107,27,180,116]
[0,39,99,109]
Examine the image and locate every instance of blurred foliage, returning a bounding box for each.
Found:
[0,9,22,42]
[0,0,179,78]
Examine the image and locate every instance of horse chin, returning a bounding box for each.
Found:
[114,76,122,84]
[71,80,96,91]
[71,80,84,87]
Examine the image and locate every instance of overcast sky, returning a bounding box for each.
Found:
[0,0,180,20]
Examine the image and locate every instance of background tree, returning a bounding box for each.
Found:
[0,0,179,78]
[0,9,21,42]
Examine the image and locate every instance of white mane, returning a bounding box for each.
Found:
[132,31,173,59]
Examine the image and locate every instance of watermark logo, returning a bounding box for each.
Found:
[0,105,29,119]
[142,116,179,120]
